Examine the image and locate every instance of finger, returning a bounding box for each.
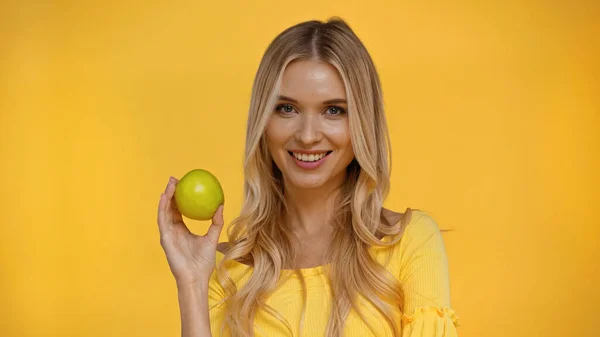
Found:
[158,177,176,232]
[160,177,173,221]
[170,202,184,223]
[165,178,178,220]
[206,205,225,244]
[166,177,178,199]
[157,193,168,233]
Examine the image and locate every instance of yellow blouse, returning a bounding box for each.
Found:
[207,210,460,336]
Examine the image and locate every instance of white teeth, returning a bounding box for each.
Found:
[292,152,327,162]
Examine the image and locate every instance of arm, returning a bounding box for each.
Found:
[398,212,459,336]
[156,176,225,337]
[177,282,212,337]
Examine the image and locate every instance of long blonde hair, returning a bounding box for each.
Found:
[217,17,412,337]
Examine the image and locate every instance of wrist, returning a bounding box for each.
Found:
[176,279,209,293]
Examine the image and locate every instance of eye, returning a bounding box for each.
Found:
[325,106,346,116]
[275,104,297,114]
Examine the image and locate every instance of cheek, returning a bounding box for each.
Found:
[328,122,355,166]
[265,118,291,157]
[327,121,352,151]
[265,119,282,147]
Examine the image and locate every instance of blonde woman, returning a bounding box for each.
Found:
[157,17,460,337]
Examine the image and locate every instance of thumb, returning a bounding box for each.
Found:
[206,205,224,244]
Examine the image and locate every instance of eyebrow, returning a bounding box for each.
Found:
[277,95,347,105]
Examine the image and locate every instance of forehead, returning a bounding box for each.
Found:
[279,59,347,101]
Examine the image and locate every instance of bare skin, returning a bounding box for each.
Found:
[216,208,404,267]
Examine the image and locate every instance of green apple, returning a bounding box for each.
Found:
[174,169,224,221]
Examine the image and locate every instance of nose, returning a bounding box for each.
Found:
[294,113,322,146]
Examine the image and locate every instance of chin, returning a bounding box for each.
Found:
[286,174,328,190]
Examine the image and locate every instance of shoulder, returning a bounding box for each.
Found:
[403,209,442,237]
[382,207,441,237]
[382,208,446,258]
[399,210,445,252]
[395,210,449,268]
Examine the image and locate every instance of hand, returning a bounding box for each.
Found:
[157,176,224,286]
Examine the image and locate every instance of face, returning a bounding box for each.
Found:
[264,59,355,190]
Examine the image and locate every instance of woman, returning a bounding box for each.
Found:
[157,18,460,337]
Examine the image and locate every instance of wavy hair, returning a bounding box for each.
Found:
[216,17,412,337]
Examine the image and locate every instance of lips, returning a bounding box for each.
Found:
[288,151,331,162]
[287,151,332,169]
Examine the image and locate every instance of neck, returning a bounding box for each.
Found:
[283,176,345,238]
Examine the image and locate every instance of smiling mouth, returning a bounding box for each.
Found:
[288,151,333,162]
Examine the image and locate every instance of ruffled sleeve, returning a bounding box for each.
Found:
[398,211,460,336]
[401,307,460,337]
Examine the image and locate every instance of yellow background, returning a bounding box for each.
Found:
[1,1,598,336]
